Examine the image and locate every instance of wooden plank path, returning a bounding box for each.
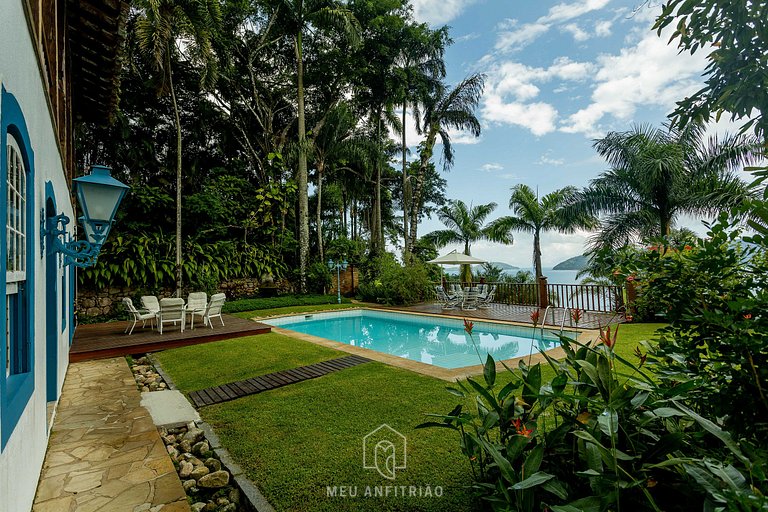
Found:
[188,354,372,408]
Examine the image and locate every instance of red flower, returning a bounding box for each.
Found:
[626,275,636,282]
[599,324,619,350]
[571,308,583,325]
[633,346,647,366]
[744,313,752,320]
[625,314,634,322]
[684,245,693,251]
[648,245,659,251]
[530,310,541,327]
[512,418,533,437]
[463,318,474,335]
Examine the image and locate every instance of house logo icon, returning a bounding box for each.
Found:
[363,424,407,480]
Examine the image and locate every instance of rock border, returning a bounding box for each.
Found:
[145,354,276,512]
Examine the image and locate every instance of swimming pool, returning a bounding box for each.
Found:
[264,309,576,370]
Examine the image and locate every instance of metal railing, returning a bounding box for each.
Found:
[433,280,624,313]
[546,283,624,313]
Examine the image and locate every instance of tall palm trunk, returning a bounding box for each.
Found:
[168,48,183,297]
[316,162,324,261]
[295,31,309,293]
[371,113,382,254]
[402,102,409,264]
[409,130,436,252]
[533,229,543,278]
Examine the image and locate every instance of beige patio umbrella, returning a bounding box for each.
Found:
[427,250,487,283]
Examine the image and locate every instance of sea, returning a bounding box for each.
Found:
[446,266,584,284]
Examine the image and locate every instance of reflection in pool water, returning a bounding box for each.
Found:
[265,310,574,370]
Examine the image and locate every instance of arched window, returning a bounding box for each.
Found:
[5,134,29,377]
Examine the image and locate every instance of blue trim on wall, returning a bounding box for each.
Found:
[1,86,37,450]
[45,183,59,402]
[69,266,75,345]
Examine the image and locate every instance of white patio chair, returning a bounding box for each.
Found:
[434,286,459,310]
[202,293,226,329]
[156,298,186,334]
[141,295,160,316]
[122,298,155,335]
[186,292,208,329]
[478,286,496,309]
[462,287,480,311]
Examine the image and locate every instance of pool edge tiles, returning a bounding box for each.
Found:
[264,308,599,381]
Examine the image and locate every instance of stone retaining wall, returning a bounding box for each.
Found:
[76,277,293,318]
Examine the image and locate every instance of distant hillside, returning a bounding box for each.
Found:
[487,261,519,270]
[553,255,588,270]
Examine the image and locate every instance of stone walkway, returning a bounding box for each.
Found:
[33,357,190,512]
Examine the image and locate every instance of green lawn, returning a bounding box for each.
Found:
[155,319,665,512]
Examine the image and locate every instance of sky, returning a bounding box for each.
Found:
[399,0,746,269]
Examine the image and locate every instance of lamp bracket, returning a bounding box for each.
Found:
[40,212,102,268]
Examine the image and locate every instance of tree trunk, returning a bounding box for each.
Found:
[316,162,324,261]
[461,240,472,284]
[371,113,383,254]
[408,130,436,253]
[533,229,543,278]
[168,49,183,298]
[402,101,409,264]
[295,33,309,293]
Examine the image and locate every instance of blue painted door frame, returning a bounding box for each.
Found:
[45,187,59,402]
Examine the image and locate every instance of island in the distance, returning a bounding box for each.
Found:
[553,255,588,270]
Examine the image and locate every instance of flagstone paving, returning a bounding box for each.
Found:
[33,357,190,512]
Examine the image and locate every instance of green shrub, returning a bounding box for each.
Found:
[306,262,333,294]
[421,324,767,511]
[222,294,351,314]
[358,253,431,305]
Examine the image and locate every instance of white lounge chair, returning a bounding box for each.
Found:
[201,293,226,329]
[186,292,208,329]
[434,286,459,309]
[157,298,186,334]
[122,298,155,335]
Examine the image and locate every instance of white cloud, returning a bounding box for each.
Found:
[595,19,613,37]
[481,57,594,136]
[410,0,477,26]
[481,163,504,172]
[559,27,708,137]
[482,97,559,136]
[537,154,565,166]
[562,23,590,42]
[495,0,611,52]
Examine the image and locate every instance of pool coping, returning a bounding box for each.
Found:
[258,307,600,382]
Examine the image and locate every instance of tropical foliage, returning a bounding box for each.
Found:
[575,122,757,252]
[423,200,514,283]
[494,184,597,278]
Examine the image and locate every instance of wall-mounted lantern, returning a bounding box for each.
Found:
[42,165,129,267]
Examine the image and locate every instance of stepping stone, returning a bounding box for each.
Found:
[141,390,201,427]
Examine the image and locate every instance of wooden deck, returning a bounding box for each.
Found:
[70,314,271,362]
[187,355,371,408]
[396,303,625,330]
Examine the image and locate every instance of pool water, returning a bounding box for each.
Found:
[264,310,574,369]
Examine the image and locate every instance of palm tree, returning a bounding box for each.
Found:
[576,122,758,251]
[423,200,513,283]
[136,0,220,296]
[311,102,371,260]
[492,185,597,279]
[271,0,360,292]
[408,73,485,256]
[395,24,449,263]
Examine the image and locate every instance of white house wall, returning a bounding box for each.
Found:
[0,0,76,510]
